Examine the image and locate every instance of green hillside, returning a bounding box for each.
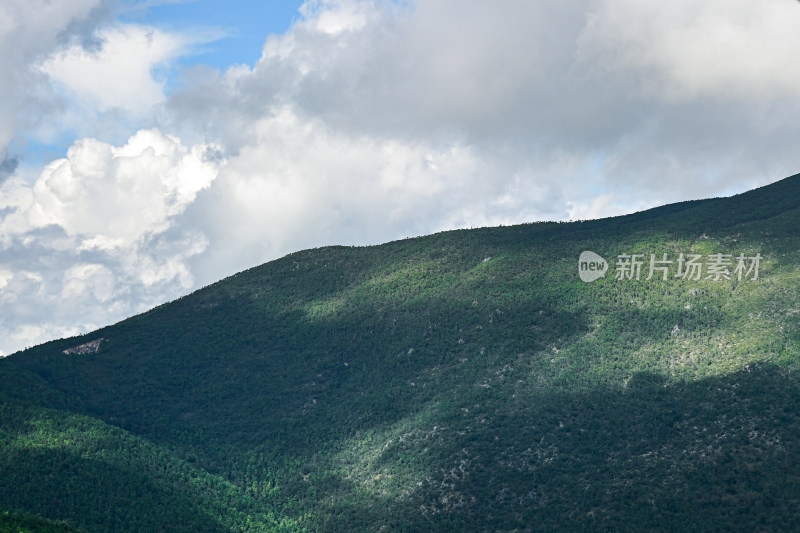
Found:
[2,174,800,531]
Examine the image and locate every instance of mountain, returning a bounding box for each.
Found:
[2,173,800,532]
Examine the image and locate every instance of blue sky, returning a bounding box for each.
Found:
[12,1,305,170]
[120,0,305,71]
[2,0,800,355]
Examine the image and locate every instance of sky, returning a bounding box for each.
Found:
[2,0,800,355]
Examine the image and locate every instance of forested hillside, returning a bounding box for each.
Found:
[2,173,800,531]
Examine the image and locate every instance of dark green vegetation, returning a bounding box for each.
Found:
[0,510,85,533]
[2,174,800,531]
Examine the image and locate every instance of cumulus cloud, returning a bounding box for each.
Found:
[0,0,227,354]
[39,24,188,118]
[174,105,585,286]
[0,0,219,157]
[0,129,222,354]
[21,129,221,248]
[167,0,800,211]
[579,0,800,104]
[0,0,108,151]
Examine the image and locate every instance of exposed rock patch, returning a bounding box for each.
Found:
[62,338,104,355]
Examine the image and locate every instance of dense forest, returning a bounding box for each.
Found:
[2,173,800,531]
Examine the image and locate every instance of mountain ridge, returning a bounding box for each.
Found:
[2,172,800,531]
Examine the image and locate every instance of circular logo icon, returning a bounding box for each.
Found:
[578,251,608,282]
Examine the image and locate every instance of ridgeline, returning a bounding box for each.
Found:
[2,174,800,531]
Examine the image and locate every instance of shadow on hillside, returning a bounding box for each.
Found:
[0,446,226,533]
[307,362,800,532]
[4,316,800,531]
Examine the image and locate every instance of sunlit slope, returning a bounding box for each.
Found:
[2,173,800,531]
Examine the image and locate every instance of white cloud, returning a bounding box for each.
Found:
[299,0,373,35]
[1,323,83,354]
[0,267,12,290]
[579,0,800,104]
[0,129,221,355]
[565,193,651,222]
[61,263,115,303]
[19,129,221,248]
[166,0,800,205]
[0,1,229,355]
[0,0,108,150]
[38,24,190,118]
[178,106,579,285]
[1,1,223,156]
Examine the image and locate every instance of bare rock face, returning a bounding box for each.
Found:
[62,338,103,355]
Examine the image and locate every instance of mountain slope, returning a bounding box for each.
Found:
[2,173,800,531]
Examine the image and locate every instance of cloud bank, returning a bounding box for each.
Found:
[0,129,221,354]
[2,0,800,354]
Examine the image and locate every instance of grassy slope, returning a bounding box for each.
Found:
[2,174,800,531]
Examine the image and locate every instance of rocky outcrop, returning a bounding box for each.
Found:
[62,338,103,355]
